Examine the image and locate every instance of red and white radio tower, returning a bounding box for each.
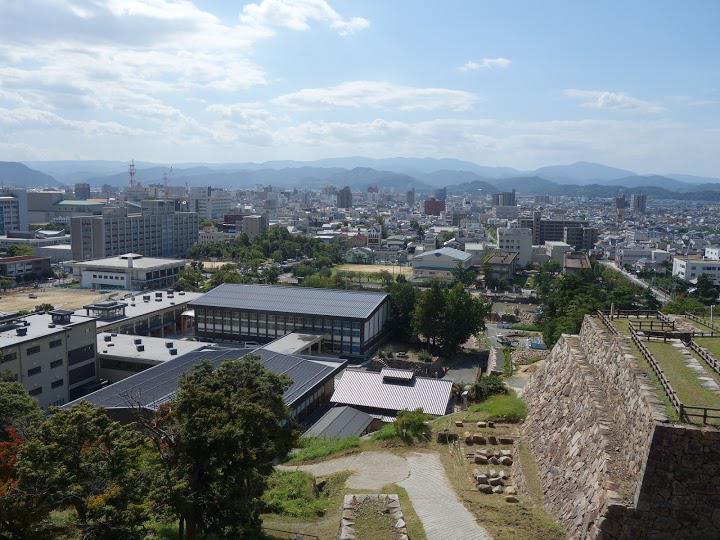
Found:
[128,159,136,188]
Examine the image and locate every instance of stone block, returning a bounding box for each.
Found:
[488,435,498,445]
[479,484,493,494]
[455,420,464,427]
[477,421,487,428]
[505,495,519,503]
[492,485,504,494]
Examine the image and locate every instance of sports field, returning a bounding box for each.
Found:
[334,263,412,277]
[0,287,106,312]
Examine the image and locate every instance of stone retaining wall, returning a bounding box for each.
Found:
[519,315,720,539]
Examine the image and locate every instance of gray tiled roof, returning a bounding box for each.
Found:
[65,347,345,411]
[190,284,388,319]
[331,368,453,416]
[303,406,373,439]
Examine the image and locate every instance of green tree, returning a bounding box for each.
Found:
[16,402,150,540]
[661,295,706,315]
[0,379,43,440]
[7,245,33,257]
[694,274,720,305]
[385,279,417,340]
[175,262,205,292]
[413,282,446,347]
[259,265,280,284]
[451,262,477,287]
[33,304,54,313]
[141,356,294,540]
[438,284,489,355]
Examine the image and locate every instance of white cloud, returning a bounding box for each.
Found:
[274,81,478,111]
[459,58,511,72]
[563,89,664,114]
[240,0,369,36]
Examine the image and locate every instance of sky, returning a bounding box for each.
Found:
[0,0,719,175]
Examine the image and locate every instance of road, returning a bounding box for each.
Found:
[599,261,670,303]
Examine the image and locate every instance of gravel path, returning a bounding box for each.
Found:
[399,452,491,540]
[279,451,410,490]
[283,450,490,539]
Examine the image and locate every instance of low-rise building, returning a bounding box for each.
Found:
[483,251,518,283]
[562,251,592,274]
[66,253,185,290]
[0,310,98,408]
[411,247,472,281]
[672,257,720,285]
[497,227,532,267]
[0,255,52,282]
[546,241,574,265]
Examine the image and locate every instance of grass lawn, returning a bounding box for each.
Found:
[645,341,720,408]
[694,338,720,359]
[335,263,412,277]
[285,436,361,465]
[467,393,527,423]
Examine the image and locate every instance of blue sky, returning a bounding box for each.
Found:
[0,0,719,175]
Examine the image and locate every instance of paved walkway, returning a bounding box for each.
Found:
[283,450,490,539]
[398,452,491,540]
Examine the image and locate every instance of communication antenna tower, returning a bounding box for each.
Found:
[128,159,136,188]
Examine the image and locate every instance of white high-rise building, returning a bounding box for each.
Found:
[496,227,532,267]
[188,187,235,220]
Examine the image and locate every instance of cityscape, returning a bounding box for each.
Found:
[1,2,719,540]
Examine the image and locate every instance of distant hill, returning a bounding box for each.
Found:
[603,175,692,191]
[491,176,560,195]
[0,161,60,187]
[664,173,720,185]
[532,161,637,184]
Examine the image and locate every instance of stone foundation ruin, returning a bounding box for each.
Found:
[517,315,720,539]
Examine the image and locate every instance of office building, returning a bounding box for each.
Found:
[496,227,532,267]
[0,188,28,234]
[27,190,65,222]
[434,187,447,202]
[242,214,268,241]
[519,211,588,245]
[0,310,98,408]
[74,183,91,200]
[67,253,186,290]
[337,186,353,209]
[70,200,198,261]
[672,257,720,285]
[492,190,516,206]
[563,226,599,251]
[406,188,416,207]
[191,284,391,360]
[424,197,445,216]
[0,255,52,282]
[188,186,235,220]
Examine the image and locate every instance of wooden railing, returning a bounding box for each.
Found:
[630,328,684,417]
[682,406,720,425]
[596,310,619,336]
[688,341,720,378]
[262,528,319,540]
[685,312,720,335]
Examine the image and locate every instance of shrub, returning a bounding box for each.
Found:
[470,374,507,401]
[261,470,327,518]
[394,409,431,443]
[418,349,433,363]
[469,393,527,423]
[285,436,360,464]
[371,424,400,442]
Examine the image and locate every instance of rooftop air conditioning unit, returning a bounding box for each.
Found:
[169,348,178,355]
[136,345,145,352]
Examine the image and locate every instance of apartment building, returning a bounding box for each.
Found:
[242,214,268,241]
[0,188,28,234]
[0,310,98,408]
[563,226,599,251]
[519,211,588,245]
[70,200,198,261]
[337,186,352,209]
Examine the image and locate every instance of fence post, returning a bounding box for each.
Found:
[679,404,685,422]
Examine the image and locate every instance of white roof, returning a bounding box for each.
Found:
[331,368,453,416]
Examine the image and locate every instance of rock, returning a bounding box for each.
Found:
[488,421,495,428]
[501,449,513,457]
[489,477,504,486]
[474,454,488,464]
[500,470,509,479]
[488,469,499,478]
[339,527,356,539]
[464,431,473,443]
[436,430,449,443]
[488,435,498,445]
[492,485,504,494]
[489,457,499,465]
[472,434,486,444]
[342,509,354,519]
[447,432,458,442]
[499,437,514,444]
[395,518,406,529]
[505,495,519,503]
[500,456,513,466]
[475,474,489,484]
[477,421,487,428]
[479,484,494,494]
[505,486,518,495]
[455,420,464,427]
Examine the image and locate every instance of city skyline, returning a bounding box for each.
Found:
[1,1,719,175]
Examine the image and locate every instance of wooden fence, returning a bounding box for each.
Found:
[597,311,619,336]
[262,528,319,540]
[682,405,720,424]
[688,340,720,378]
[629,328,684,417]
[685,312,720,335]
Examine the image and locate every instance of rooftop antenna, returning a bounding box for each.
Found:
[128,159,136,188]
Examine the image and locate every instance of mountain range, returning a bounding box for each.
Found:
[0,159,717,200]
